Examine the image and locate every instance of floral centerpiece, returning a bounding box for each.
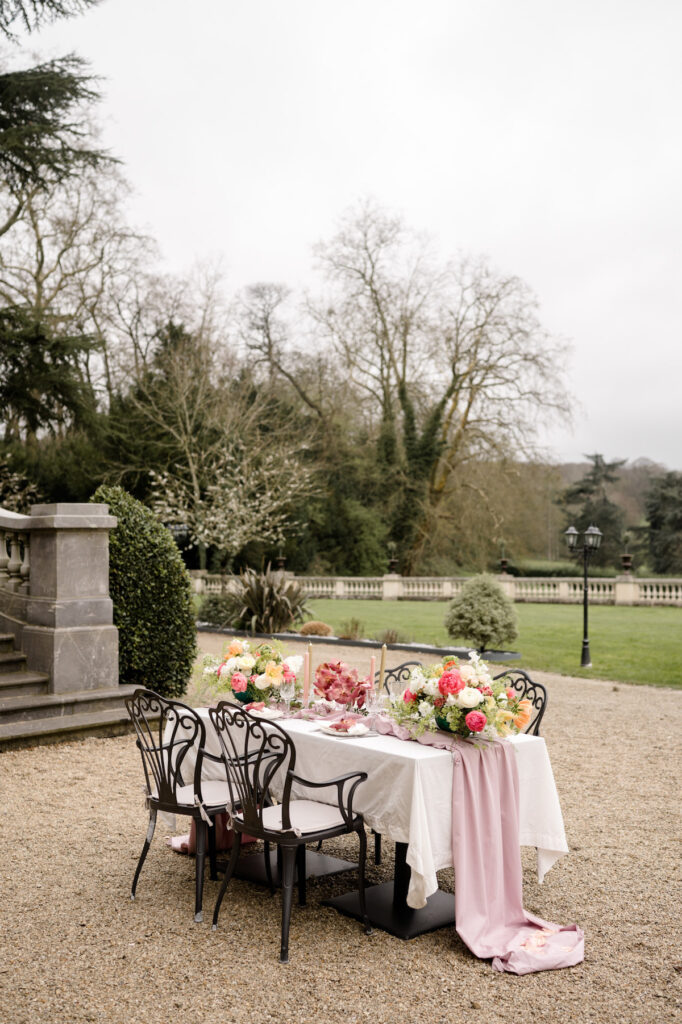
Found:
[388,652,532,739]
[203,638,303,704]
[314,660,372,710]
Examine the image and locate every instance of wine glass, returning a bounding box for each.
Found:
[279,677,296,715]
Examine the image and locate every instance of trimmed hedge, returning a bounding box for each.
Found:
[92,485,196,698]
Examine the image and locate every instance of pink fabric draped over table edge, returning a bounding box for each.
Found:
[372,716,585,974]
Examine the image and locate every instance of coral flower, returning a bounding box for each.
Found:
[513,699,533,730]
[228,640,244,657]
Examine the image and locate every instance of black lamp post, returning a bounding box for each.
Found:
[564,524,603,667]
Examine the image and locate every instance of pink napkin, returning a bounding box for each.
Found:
[371,716,584,974]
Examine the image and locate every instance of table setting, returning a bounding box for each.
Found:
[164,637,583,974]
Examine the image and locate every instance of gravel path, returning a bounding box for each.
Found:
[1,637,680,1024]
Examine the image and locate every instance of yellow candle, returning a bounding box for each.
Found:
[379,643,387,691]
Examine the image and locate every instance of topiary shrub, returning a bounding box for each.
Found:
[444,574,518,653]
[299,620,333,637]
[220,565,310,634]
[92,485,197,698]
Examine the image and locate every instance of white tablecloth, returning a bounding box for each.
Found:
[166,711,569,909]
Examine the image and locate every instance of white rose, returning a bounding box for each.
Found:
[459,665,476,684]
[457,686,484,709]
[218,664,231,679]
[254,673,270,690]
[418,700,432,717]
[283,655,303,675]
[224,657,240,673]
[423,677,440,697]
[238,654,256,670]
[410,668,426,689]
[445,692,459,706]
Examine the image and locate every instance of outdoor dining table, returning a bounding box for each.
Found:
[165,708,569,940]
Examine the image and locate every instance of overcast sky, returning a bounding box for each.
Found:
[19,0,682,469]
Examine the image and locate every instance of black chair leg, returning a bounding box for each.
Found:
[357,826,372,935]
[212,835,241,930]
[264,840,275,895]
[279,846,297,964]
[131,809,157,900]
[373,830,382,866]
[296,845,307,907]
[194,819,207,923]
[208,818,218,881]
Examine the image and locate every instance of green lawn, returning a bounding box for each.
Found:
[306,599,682,688]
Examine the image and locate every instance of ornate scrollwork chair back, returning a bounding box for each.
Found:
[492,669,548,736]
[207,702,293,838]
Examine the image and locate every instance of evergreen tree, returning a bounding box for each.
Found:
[0,0,108,205]
[646,472,682,574]
[560,454,626,567]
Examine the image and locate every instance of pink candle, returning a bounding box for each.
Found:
[369,655,376,688]
[303,645,311,705]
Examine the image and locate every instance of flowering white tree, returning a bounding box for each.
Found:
[150,440,317,569]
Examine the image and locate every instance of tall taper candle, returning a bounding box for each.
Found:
[369,655,376,689]
[305,642,313,704]
[379,643,387,691]
[303,651,310,705]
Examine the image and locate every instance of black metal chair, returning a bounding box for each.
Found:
[208,702,372,963]
[125,689,231,923]
[376,660,422,698]
[492,669,548,736]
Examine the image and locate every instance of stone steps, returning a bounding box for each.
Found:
[0,631,139,750]
[0,670,50,697]
[0,685,137,725]
[0,703,137,750]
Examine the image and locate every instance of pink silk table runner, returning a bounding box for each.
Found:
[372,716,584,974]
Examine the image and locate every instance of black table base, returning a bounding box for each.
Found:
[230,848,357,885]
[323,840,455,939]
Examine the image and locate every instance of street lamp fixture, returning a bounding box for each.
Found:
[564,523,603,667]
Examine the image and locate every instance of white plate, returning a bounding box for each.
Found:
[317,722,371,738]
[248,708,284,720]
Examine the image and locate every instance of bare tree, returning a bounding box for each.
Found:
[311,201,571,570]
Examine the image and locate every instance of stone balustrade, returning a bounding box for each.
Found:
[190,570,682,607]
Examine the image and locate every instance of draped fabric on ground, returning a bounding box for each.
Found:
[372,717,584,974]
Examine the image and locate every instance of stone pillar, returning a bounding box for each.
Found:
[21,503,119,693]
[497,575,516,600]
[382,574,402,600]
[614,576,639,606]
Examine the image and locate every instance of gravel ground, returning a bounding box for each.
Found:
[1,636,680,1024]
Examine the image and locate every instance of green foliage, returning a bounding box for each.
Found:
[444,575,518,652]
[220,566,310,634]
[0,307,97,439]
[197,594,237,630]
[0,1,100,39]
[92,485,196,698]
[646,472,682,573]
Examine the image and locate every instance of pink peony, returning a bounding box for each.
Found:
[465,710,487,733]
[438,670,465,696]
[231,671,248,692]
[507,688,515,700]
[403,689,417,703]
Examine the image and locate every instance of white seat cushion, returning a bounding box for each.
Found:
[257,799,346,834]
[150,780,230,810]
